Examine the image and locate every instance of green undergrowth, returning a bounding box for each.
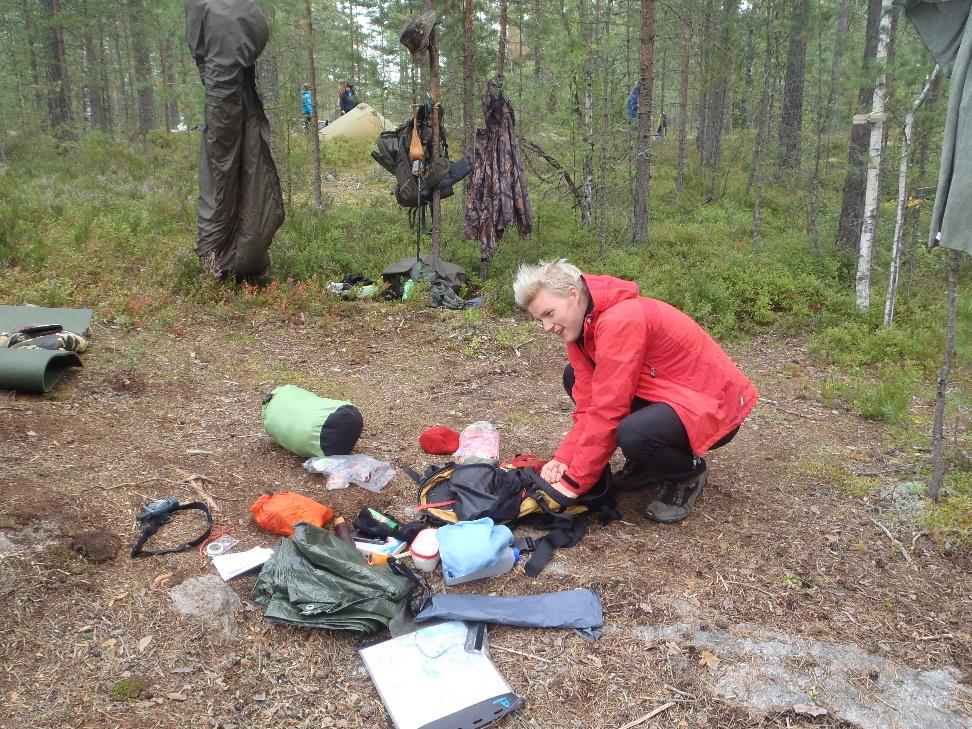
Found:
[0,128,968,547]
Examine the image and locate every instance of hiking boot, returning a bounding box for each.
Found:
[614,459,658,492]
[645,468,708,524]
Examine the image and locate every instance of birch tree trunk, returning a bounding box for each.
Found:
[929,251,962,502]
[304,0,323,210]
[631,0,655,245]
[855,0,894,313]
[884,66,940,326]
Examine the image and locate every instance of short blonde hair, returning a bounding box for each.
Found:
[513,258,584,308]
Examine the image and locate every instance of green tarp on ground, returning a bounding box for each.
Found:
[252,522,413,635]
[0,306,91,393]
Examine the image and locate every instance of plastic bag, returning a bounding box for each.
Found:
[453,421,500,465]
[303,454,396,492]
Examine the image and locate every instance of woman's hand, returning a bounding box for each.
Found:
[540,459,567,485]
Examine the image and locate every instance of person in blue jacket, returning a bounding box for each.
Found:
[626,85,638,124]
[340,83,358,115]
[301,84,313,129]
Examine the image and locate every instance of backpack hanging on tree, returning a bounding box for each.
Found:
[408,462,618,577]
[372,99,470,208]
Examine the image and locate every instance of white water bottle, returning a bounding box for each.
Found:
[444,546,520,585]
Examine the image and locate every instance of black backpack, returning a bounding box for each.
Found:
[372,100,457,207]
[408,462,619,577]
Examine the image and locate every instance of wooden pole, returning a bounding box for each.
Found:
[426,0,442,263]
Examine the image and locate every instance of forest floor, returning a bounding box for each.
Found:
[1,297,970,729]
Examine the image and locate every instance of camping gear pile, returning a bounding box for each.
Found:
[128,386,613,728]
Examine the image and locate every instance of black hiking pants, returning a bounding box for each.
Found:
[563,364,738,483]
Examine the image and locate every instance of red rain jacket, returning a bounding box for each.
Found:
[555,274,758,494]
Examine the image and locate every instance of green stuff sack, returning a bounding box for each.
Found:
[261,385,363,458]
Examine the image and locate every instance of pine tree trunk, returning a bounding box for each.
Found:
[827,0,851,134]
[21,0,44,125]
[256,4,278,110]
[884,66,940,326]
[631,0,655,245]
[658,43,666,132]
[597,0,614,255]
[855,0,894,313]
[695,0,716,163]
[39,0,73,134]
[739,8,756,129]
[675,9,690,204]
[534,0,543,85]
[498,0,508,85]
[304,0,323,210]
[112,17,131,133]
[751,0,775,250]
[83,0,108,133]
[929,250,961,502]
[836,0,882,254]
[576,0,594,226]
[463,0,475,158]
[128,0,155,138]
[699,0,736,173]
[778,0,810,169]
[160,38,180,131]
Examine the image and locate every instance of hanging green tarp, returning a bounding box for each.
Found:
[185,0,284,278]
[251,523,413,635]
[899,0,972,255]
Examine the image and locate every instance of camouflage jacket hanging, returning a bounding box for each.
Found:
[465,80,533,262]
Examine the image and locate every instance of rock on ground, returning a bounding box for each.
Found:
[635,621,972,729]
[168,575,241,639]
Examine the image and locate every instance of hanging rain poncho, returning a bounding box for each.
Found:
[186,0,285,279]
[465,79,533,268]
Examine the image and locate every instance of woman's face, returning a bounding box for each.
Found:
[527,286,585,343]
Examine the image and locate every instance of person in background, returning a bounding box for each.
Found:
[340,82,359,115]
[513,259,758,524]
[301,83,313,130]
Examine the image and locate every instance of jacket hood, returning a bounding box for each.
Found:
[582,274,639,315]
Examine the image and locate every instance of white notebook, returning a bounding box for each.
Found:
[211,546,274,581]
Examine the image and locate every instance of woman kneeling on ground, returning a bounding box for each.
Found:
[513,259,759,523]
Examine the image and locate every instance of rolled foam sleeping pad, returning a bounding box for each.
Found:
[0,305,92,393]
[0,349,83,393]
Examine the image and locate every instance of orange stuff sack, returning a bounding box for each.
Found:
[250,492,334,536]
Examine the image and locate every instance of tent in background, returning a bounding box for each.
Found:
[321,103,396,141]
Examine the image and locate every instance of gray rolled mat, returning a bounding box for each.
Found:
[414,588,603,638]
